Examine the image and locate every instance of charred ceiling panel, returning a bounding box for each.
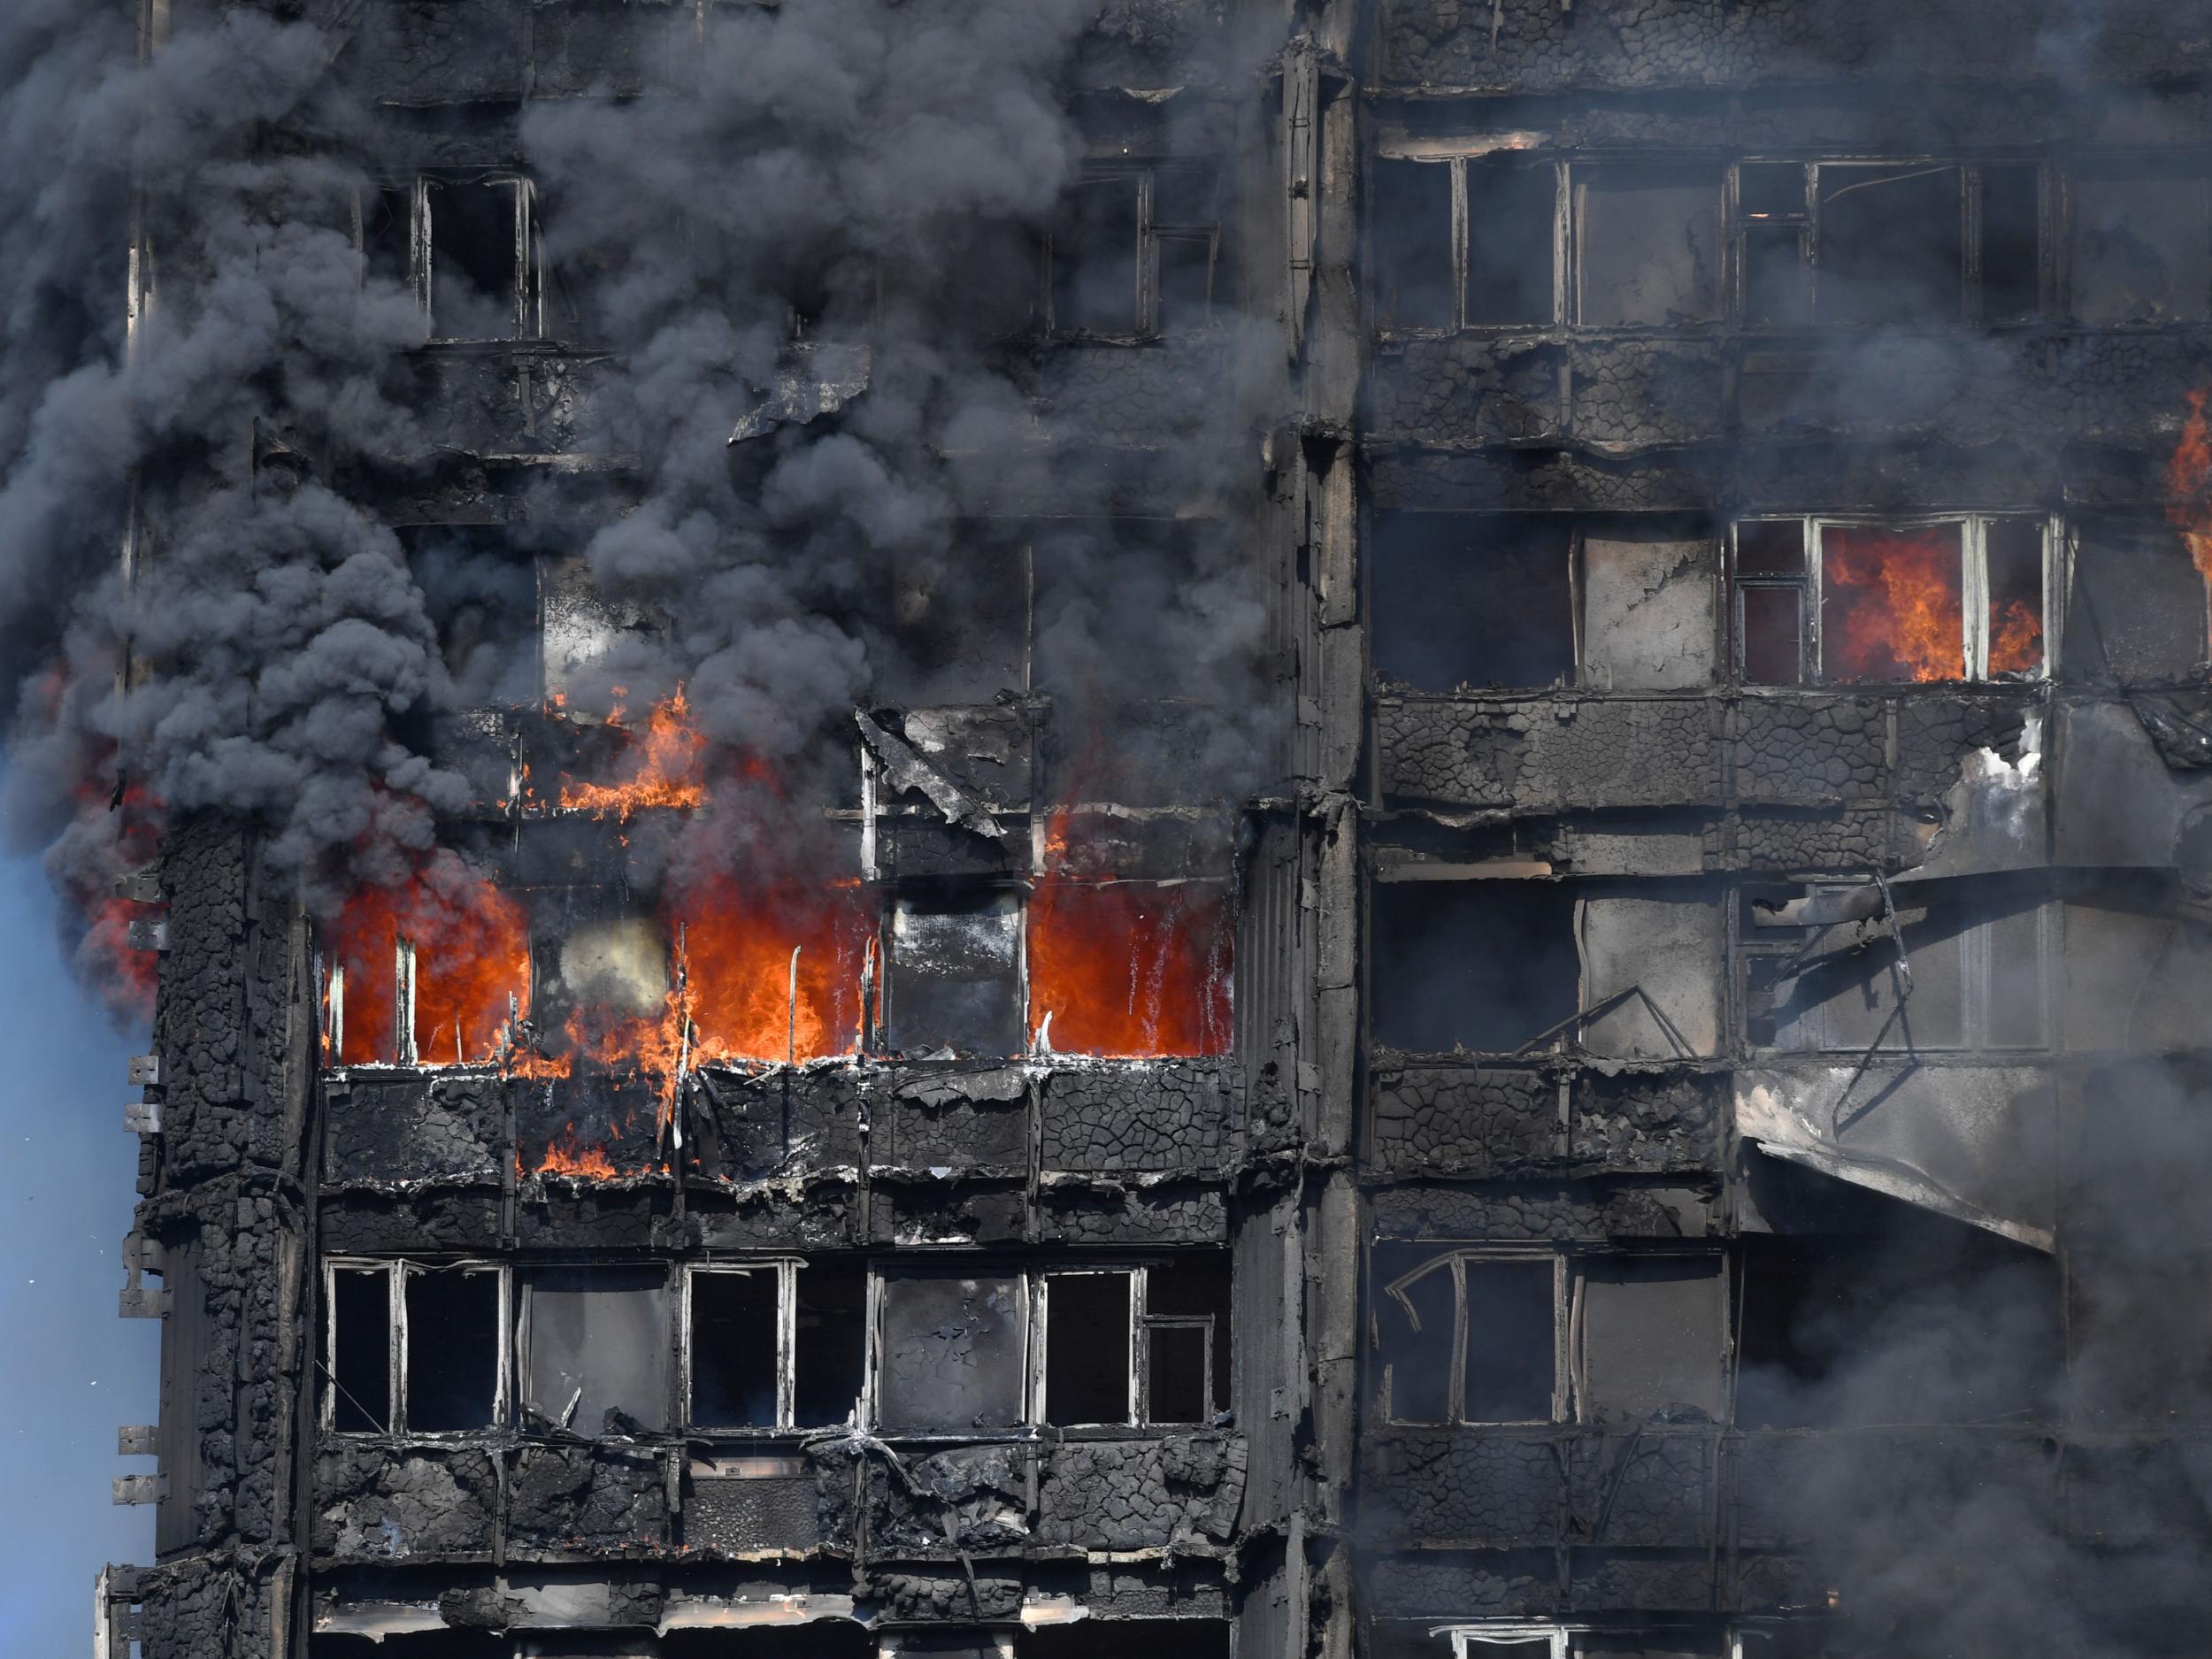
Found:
[875,1270,1028,1435]
[1578,891,1724,1060]
[1571,165,1723,327]
[1575,1256,1726,1425]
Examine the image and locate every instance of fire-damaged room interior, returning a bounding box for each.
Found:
[57,0,2212,1656]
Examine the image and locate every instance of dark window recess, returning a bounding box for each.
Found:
[1738,1199,2060,1428]
[522,1268,668,1434]
[1376,1249,1456,1423]
[541,216,626,345]
[330,1269,391,1434]
[1019,1620,1232,1659]
[1054,177,1141,334]
[1744,223,1809,326]
[691,1271,780,1428]
[1740,587,1805,686]
[1146,1250,1231,1417]
[1818,165,1962,325]
[887,890,1024,1057]
[877,1271,1026,1433]
[949,219,1043,339]
[1982,165,2041,323]
[665,1630,877,1659]
[1045,1272,1132,1425]
[1740,162,1808,219]
[361,186,414,293]
[1371,158,1455,331]
[1574,164,1724,326]
[879,528,1028,704]
[429,180,523,341]
[1369,880,1580,1054]
[1581,1640,1731,1659]
[1985,518,2046,676]
[2070,164,2211,325]
[1370,513,1572,690]
[404,1270,498,1432]
[1463,1260,1555,1422]
[313,1635,513,1659]
[2065,523,2208,683]
[1154,167,1225,333]
[1466,160,1556,324]
[793,1259,869,1429]
[1147,1323,1210,1424]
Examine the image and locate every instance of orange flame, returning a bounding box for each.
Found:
[1820,526,1965,683]
[328,869,530,1066]
[1989,597,2044,675]
[1028,810,1232,1056]
[533,1125,618,1179]
[680,873,871,1064]
[557,689,707,816]
[2169,388,2212,587]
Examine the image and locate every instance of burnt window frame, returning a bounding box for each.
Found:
[1730,158,2047,328]
[1367,147,1570,336]
[1371,1246,1729,1428]
[682,1258,806,1433]
[356,172,547,342]
[514,1261,678,1435]
[2058,150,2212,325]
[1044,160,1227,342]
[1032,1262,1226,1430]
[1728,513,2060,686]
[1739,878,2057,1057]
[319,1258,511,1438]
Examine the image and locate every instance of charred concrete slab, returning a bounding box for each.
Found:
[314,1446,499,1561]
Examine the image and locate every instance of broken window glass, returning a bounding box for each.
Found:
[690,1268,780,1429]
[1465,159,1556,325]
[1371,158,1455,331]
[1578,525,1719,689]
[875,1271,1027,1434]
[1981,164,2042,323]
[429,177,528,341]
[1573,164,1723,326]
[1463,1260,1555,1422]
[1054,176,1141,335]
[792,1259,869,1428]
[1369,512,1573,690]
[2064,521,2209,683]
[404,1268,499,1432]
[1576,1256,1726,1425]
[1044,1271,1133,1425]
[2068,160,2210,324]
[887,890,1024,1057]
[1368,880,1579,1054]
[522,1268,668,1434]
[329,1267,393,1434]
[1818,523,1966,683]
[1816,165,1963,325]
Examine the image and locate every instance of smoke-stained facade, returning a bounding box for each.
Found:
[52,0,2212,1656]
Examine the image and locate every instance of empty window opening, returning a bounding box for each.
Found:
[878,526,1030,704]
[1737,1198,2060,1428]
[887,890,1025,1057]
[1054,176,1141,335]
[1981,164,2042,323]
[1044,1271,1133,1426]
[358,183,420,303]
[1739,162,1811,326]
[404,1268,501,1432]
[1374,1248,1559,1425]
[1020,1621,1231,1659]
[875,1270,1028,1434]
[1370,513,1573,691]
[1734,517,2047,685]
[1466,158,1557,325]
[427,177,534,341]
[690,1268,781,1429]
[1154,166,1228,334]
[2065,519,2210,683]
[793,1259,869,1428]
[1372,158,1455,331]
[521,1268,668,1435]
[2069,160,2210,324]
[1818,165,1963,325]
[1369,881,1579,1054]
[1573,164,1723,326]
[329,1267,393,1434]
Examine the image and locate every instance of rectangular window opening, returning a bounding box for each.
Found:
[1819,522,1967,683]
[793,1259,869,1429]
[1054,176,1141,335]
[1816,164,1963,325]
[1369,881,1579,1054]
[2069,160,2210,325]
[1372,158,1455,332]
[1144,1251,1231,1420]
[690,1268,781,1429]
[887,889,1025,1058]
[1371,512,1573,691]
[1985,518,2047,676]
[430,178,528,342]
[876,1271,1027,1434]
[1463,1260,1556,1423]
[521,1268,668,1435]
[1374,1248,1559,1425]
[1465,159,1557,325]
[403,1268,500,1432]
[330,1267,392,1434]
[1044,1271,1133,1426]
[1573,163,1724,326]
[1981,164,2042,323]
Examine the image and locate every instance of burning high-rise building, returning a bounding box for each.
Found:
[18,0,2212,1655]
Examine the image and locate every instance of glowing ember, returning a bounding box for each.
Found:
[532,1126,619,1179]
[557,688,708,816]
[679,873,871,1063]
[328,869,530,1066]
[2168,388,2212,587]
[1029,812,1231,1056]
[1820,525,1965,683]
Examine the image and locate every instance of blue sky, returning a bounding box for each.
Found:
[0,851,157,1654]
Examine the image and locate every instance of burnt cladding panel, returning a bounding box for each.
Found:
[1573,164,1724,326]
[876,1269,1027,1433]
[155,1236,209,1557]
[522,1268,669,1434]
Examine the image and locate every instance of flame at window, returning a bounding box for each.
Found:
[1820,525,1964,683]
[677,873,871,1064]
[1029,877,1233,1056]
[328,869,530,1066]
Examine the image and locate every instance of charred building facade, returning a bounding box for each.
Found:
[83,2,2212,1658]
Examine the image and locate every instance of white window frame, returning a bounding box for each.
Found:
[319,1258,511,1437]
[1731,513,2062,685]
